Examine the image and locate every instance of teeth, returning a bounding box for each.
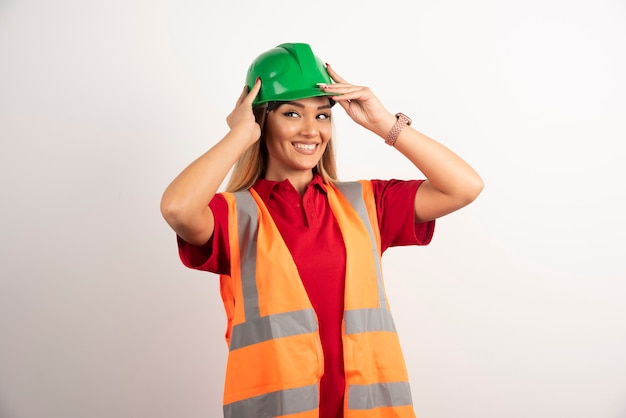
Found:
[294,143,316,151]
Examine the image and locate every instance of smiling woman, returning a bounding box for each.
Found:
[261,97,333,187]
[160,42,483,418]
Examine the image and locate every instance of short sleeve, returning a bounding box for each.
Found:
[176,193,231,275]
[370,179,435,252]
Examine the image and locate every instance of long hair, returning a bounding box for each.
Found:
[225,101,338,192]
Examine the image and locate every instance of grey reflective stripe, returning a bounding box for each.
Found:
[224,383,318,418]
[335,182,386,308]
[344,307,397,334]
[229,308,318,351]
[348,382,413,410]
[233,191,261,321]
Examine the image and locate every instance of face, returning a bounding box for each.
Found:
[263,96,333,180]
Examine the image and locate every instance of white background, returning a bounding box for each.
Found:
[1,0,625,417]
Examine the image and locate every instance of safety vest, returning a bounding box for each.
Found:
[219,180,416,418]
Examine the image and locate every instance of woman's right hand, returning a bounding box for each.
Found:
[226,78,262,146]
[161,78,263,246]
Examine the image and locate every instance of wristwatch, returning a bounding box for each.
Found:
[385,113,412,146]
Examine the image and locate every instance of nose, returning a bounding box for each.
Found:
[300,115,318,138]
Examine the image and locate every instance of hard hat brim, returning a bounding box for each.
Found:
[252,89,338,108]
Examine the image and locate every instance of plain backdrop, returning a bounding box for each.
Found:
[1,0,625,417]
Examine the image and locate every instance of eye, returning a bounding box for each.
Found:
[282,111,300,118]
[317,113,331,120]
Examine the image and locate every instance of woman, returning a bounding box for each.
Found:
[161,43,483,418]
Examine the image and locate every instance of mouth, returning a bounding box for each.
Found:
[293,142,318,152]
[292,142,319,155]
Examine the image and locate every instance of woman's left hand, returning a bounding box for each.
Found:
[322,64,397,138]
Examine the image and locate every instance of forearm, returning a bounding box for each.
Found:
[393,126,483,200]
[378,122,484,222]
[160,128,252,244]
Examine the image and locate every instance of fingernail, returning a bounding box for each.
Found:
[325,62,329,68]
[256,76,260,83]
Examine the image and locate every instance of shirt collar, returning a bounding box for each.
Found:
[252,173,327,201]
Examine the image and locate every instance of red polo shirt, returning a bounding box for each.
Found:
[178,175,434,418]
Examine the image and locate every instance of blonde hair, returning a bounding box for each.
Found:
[225,104,338,192]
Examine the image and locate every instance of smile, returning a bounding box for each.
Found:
[293,143,318,151]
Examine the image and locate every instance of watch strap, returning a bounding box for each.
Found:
[385,113,412,146]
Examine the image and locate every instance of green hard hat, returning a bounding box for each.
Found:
[245,43,336,107]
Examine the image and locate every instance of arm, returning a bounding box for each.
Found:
[323,65,484,223]
[160,80,262,245]
[392,125,484,223]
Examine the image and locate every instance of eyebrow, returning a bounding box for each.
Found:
[282,101,332,110]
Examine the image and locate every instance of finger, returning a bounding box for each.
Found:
[242,77,262,106]
[321,86,363,96]
[326,88,370,103]
[319,82,367,99]
[234,85,249,108]
[326,63,348,84]
[320,82,356,91]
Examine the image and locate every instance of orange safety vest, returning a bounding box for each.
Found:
[219,180,416,418]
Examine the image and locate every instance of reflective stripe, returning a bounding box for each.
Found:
[224,383,319,418]
[348,382,413,410]
[230,308,318,351]
[233,191,261,321]
[344,307,397,334]
[335,182,386,308]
